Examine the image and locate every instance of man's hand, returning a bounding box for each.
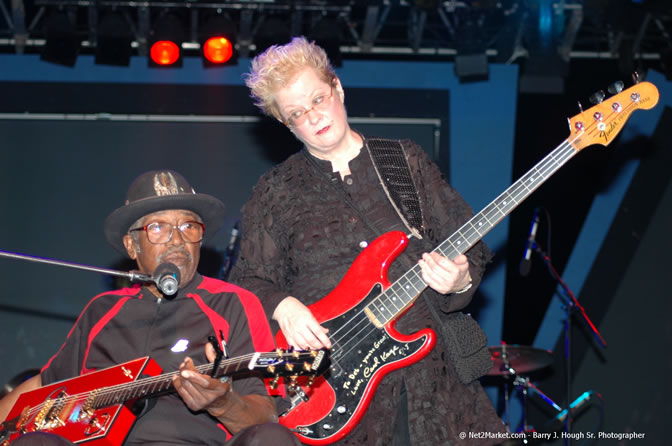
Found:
[273,297,331,350]
[418,253,472,295]
[172,343,232,416]
[173,343,277,434]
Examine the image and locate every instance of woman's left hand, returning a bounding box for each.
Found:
[418,252,471,295]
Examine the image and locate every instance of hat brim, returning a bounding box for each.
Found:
[104,193,226,253]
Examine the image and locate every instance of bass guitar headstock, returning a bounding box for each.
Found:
[568,80,659,151]
[252,348,330,389]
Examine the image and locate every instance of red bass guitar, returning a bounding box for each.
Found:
[275,81,660,444]
[0,349,328,445]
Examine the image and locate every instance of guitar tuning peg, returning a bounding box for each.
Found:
[288,377,298,390]
[632,71,640,84]
[269,376,279,390]
[588,90,605,105]
[303,362,312,372]
[607,81,624,95]
[307,376,315,387]
[577,101,584,113]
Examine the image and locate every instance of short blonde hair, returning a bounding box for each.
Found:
[244,36,337,120]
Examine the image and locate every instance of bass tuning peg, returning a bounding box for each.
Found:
[607,81,624,95]
[588,90,605,105]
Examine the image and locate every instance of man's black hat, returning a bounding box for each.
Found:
[104,170,226,253]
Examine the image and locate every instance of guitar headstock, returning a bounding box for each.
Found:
[568,81,659,151]
[252,348,330,379]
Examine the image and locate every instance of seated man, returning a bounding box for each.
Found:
[0,170,300,446]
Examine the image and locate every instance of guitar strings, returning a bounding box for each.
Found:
[326,95,637,365]
[18,353,276,420]
[326,138,579,364]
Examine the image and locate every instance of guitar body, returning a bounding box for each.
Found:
[1,349,327,446]
[2,357,162,445]
[276,231,436,445]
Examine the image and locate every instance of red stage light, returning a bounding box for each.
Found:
[150,40,180,66]
[203,37,233,64]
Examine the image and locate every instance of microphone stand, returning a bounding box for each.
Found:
[0,249,152,284]
[532,243,607,445]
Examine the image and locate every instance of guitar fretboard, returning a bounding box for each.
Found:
[365,138,580,326]
[91,355,254,408]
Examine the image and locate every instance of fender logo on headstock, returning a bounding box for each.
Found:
[600,119,622,143]
[570,83,659,151]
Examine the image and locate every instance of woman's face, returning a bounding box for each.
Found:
[273,67,350,158]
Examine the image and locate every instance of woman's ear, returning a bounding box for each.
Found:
[333,77,345,103]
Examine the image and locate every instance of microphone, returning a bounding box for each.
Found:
[226,222,240,257]
[519,208,540,277]
[544,391,600,432]
[152,262,181,297]
[219,223,240,281]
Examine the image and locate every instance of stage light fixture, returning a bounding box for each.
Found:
[199,14,237,66]
[95,11,133,66]
[454,20,489,83]
[148,12,185,68]
[40,10,80,67]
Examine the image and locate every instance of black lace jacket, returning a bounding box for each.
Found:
[230,137,505,445]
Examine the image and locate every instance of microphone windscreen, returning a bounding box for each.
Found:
[153,262,181,297]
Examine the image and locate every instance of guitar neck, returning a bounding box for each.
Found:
[368,137,580,325]
[90,354,257,409]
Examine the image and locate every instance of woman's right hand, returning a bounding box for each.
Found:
[273,296,332,350]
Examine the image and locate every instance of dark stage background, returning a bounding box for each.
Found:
[0,53,670,444]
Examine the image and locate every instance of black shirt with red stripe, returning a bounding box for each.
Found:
[41,274,276,445]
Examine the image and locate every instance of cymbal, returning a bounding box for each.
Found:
[488,345,553,376]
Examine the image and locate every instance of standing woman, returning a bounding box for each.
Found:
[230,37,506,445]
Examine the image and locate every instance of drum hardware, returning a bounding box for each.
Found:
[487,344,555,436]
[488,344,554,377]
[487,345,600,444]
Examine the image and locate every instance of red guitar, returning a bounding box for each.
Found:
[0,349,328,445]
[275,81,660,444]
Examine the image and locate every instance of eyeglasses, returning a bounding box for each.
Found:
[129,221,205,244]
[283,87,334,127]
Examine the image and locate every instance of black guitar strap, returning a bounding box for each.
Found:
[364,137,425,239]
